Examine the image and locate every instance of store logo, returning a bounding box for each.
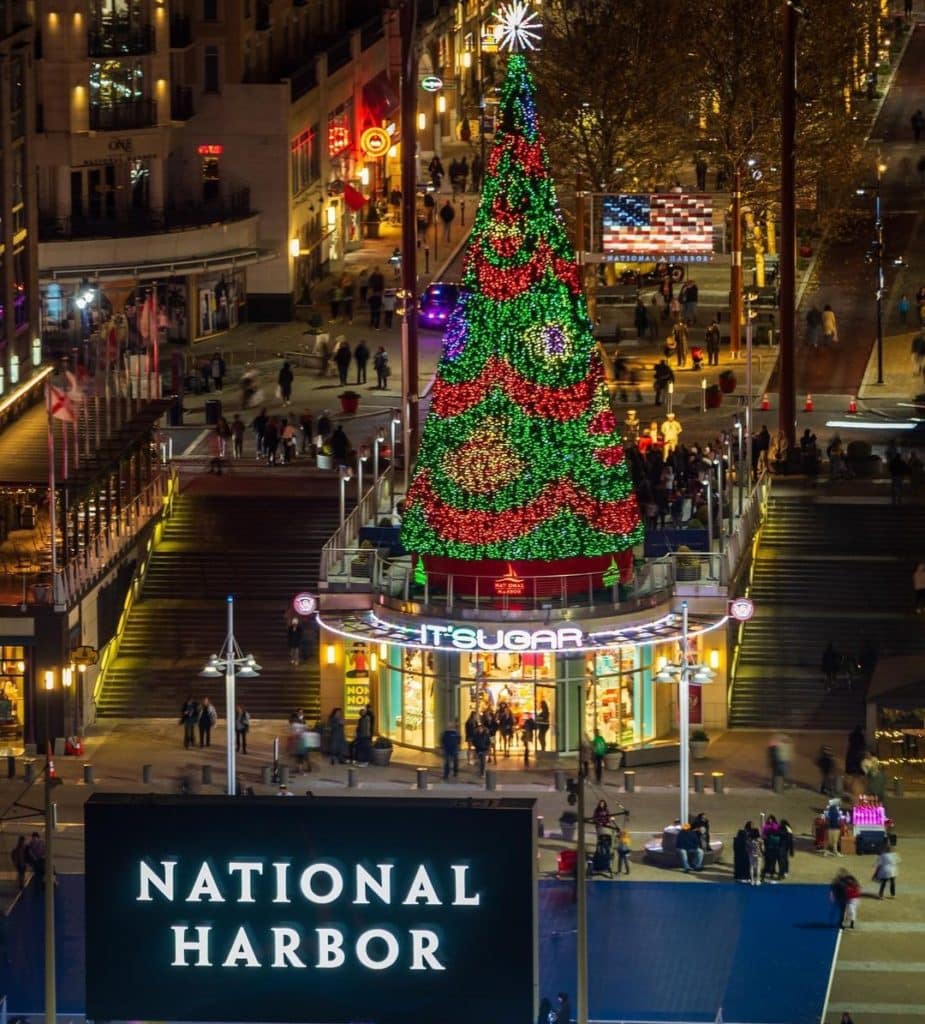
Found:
[493,563,525,597]
[418,623,585,652]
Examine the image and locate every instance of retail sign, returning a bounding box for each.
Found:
[197,143,224,156]
[85,794,536,1024]
[360,126,390,157]
[493,563,525,597]
[292,592,317,616]
[420,74,443,92]
[728,597,755,622]
[418,623,585,652]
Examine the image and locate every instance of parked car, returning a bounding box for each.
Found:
[418,282,460,329]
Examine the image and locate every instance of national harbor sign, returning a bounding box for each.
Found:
[84,794,537,1024]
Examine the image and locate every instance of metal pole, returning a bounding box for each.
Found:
[730,162,743,359]
[679,602,690,826]
[576,720,588,1024]
[357,456,365,507]
[389,416,399,509]
[705,476,713,554]
[735,422,744,516]
[225,595,236,796]
[44,738,57,1024]
[876,163,884,385]
[779,0,798,448]
[716,458,724,553]
[339,472,347,527]
[745,296,754,485]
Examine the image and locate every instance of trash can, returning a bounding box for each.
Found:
[167,398,183,427]
[205,398,222,425]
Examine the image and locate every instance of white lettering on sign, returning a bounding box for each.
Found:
[416,623,584,652]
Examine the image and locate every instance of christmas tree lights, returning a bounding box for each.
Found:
[401,50,643,567]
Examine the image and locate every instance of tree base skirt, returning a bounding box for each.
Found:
[422,553,631,597]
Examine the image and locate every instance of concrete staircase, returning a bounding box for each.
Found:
[730,490,925,730]
[96,490,341,721]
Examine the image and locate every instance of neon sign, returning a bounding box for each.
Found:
[493,563,525,597]
[418,624,585,652]
[197,144,224,156]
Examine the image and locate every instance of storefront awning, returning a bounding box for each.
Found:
[318,608,728,654]
[363,71,399,121]
[41,246,278,285]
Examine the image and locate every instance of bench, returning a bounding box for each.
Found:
[644,827,724,868]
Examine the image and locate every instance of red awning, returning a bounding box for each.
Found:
[343,183,369,211]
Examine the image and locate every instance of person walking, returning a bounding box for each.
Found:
[26,833,46,886]
[439,199,456,242]
[327,707,347,765]
[340,275,355,323]
[374,346,390,389]
[536,699,550,751]
[733,821,752,882]
[11,835,30,889]
[825,797,844,856]
[210,351,226,392]
[615,826,631,875]
[747,826,764,885]
[473,722,491,776]
[591,730,607,783]
[334,337,352,386]
[762,816,782,882]
[633,298,648,339]
[235,704,250,754]
[251,407,268,459]
[287,617,304,666]
[843,873,862,929]
[441,720,460,780]
[821,304,838,346]
[278,361,294,406]
[180,697,198,749]
[354,706,372,765]
[198,696,216,747]
[231,414,245,458]
[830,869,849,928]
[705,318,721,366]
[354,340,370,385]
[874,841,898,899]
[778,819,795,879]
[898,293,911,325]
[382,290,397,329]
[330,424,350,466]
[263,416,279,466]
[368,290,382,330]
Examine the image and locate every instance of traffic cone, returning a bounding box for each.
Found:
[848,395,858,414]
[804,393,814,412]
[760,392,770,411]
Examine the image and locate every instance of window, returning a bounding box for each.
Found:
[327,101,352,157]
[201,154,220,202]
[290,126,319,195]
[203,0,217,20]
[203,45,219,92]
[89,59,144,106]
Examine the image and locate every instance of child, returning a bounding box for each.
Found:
[615,827,631,875]
[747,827,764,886]
[843,874,861,928]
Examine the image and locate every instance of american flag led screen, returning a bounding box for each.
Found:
[601,193,714,258]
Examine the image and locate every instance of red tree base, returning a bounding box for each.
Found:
[423,552,633,597]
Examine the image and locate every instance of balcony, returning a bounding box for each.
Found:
[171,86,194,120]
[170,15,192,48]
[39,189,253,241]
[89,99,157,131]
[88,23,155,56]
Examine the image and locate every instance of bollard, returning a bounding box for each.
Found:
[348,767,359,788]
[485,769,497,791]
[142,764,153,784]
[772,774,784,794]
[893,775,905,798]
[6,754,15,779]
[623,770,636,793]
[83,763,94,785]
[279,765,290,785]
[554,769,566,792]
[536,815,545,838]
[201,764,213,786]
[712,771,725,795]
[261,765,272,785]
[23,758,36,784]
[694,771,705,794]
[416,767,428,790]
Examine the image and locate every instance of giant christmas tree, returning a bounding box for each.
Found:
[401,28,642,581]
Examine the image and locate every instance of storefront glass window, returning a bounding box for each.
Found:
[383,647,436,749]
[584,647,647,746]
[90,59,144,107]
[0,647,26,740]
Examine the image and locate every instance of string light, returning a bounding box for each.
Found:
[401,51,643,565]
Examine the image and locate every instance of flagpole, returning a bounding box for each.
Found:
[46,382,58,600]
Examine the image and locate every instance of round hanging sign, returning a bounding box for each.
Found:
[292,592,318,617]
[420,75,443,93]
[360,127,390,157]
[728,597,755,622]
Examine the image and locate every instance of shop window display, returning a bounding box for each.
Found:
[585,647,647,747]
[383,648,436,750]
[0,647,26,739]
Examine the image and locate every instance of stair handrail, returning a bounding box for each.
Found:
[319,467,393,582]
[91,468,180,716]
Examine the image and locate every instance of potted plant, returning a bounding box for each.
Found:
[604,743,623,771]
[690,729,710,760]
[559,809,578,841]
[316,442,334,470]
[705,383,722,409]
[339,390,362,414]
[675,545,702,582]
[718,369,737,394]
[370,736,393,767]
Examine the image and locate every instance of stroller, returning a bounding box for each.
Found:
[588,829,614,878]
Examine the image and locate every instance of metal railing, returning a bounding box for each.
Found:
[89,98,157,131]
[88,23,154,56]
[319,468,393,581]
[721,472,770,584]
[47,469,177,609]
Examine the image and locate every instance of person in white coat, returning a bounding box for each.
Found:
[874,843,898,899]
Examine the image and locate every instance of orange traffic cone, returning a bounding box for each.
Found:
[804,393,814,412]
[848,395,858,414]
[760,392,771,411]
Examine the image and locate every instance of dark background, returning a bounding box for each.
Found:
[84,794,536,1024]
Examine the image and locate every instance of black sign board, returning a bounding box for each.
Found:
[85,794,537,1024]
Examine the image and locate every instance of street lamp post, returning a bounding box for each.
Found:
[875,160,886,386]
[745,290,757,485]
[714,458,724,555]
[372,429,386,495]
[389,411,401,508]
[356,445,369,506]
[655,603,716,825]
[734,418,744,517]
[199,595,261,796]
[338,465,353,529]
[41,669,64,1024]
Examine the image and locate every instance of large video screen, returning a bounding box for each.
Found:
[85,794,536,1024]
[601,193,714,259]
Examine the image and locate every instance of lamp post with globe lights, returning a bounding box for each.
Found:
[199,595,261,795]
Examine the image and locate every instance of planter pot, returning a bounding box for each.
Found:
[690,741,709,760]
[370,746,392,767]
[604,753,623,771]
[559,819,577,841]
[339,396,360,414]
[718,372,737,394]
[316,453,334,470]
[705,385,722,409]
[799,243,813,258]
